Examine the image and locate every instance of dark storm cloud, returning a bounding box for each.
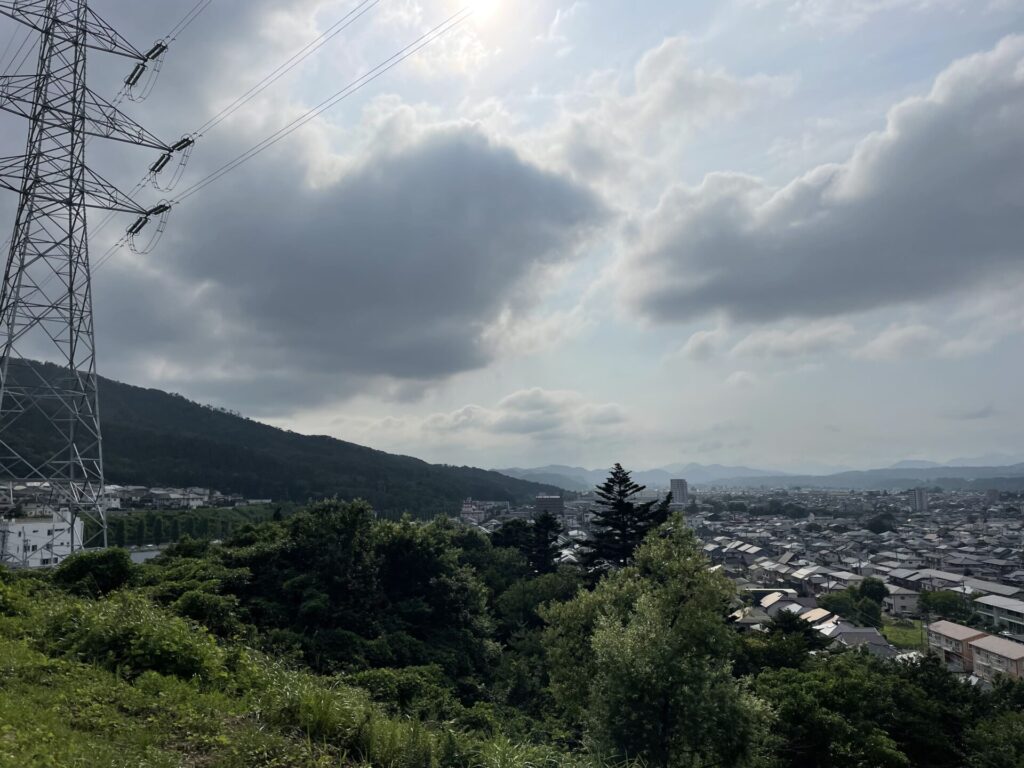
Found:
[56,1,607,411]
[96,124,605,410]
[621,36,1024,324]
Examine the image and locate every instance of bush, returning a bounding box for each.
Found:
[345,665,455,719]
[172,589,242,636]
[52,548,133,597]
[40,592,227,683]
[252,665,367,743]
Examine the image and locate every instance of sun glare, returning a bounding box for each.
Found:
[467,0,502,24]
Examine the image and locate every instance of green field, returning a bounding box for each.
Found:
[882,618,926,650]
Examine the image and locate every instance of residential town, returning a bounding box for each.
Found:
[461,482,1024,683]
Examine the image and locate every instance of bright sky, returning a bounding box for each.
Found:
[2,0,1023,472]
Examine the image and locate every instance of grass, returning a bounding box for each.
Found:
[882,617,926,650]
[0,576,632,768]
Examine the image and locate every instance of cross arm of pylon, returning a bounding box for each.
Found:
[0,76,171,150]
[0,157,147,214]
[0,1,145,59]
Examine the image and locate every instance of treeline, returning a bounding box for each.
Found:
[86,505,296,547]
[2,464,1023,767]
[11,360,561,514]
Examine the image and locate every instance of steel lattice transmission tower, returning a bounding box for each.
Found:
[0,0,175,564]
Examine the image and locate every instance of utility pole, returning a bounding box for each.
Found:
[0,0,175,565]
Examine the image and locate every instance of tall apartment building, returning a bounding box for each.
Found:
[911,487,929,513]
[535,494,565,516]
[670,478,689,506]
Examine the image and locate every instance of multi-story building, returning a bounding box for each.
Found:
[927,620,987,672]
[670,478,689,506]
[969,635,1024,682]
[911,488,929,513]
[974,595,1024,635]
[535,494,564,517]
[0,510,83,568]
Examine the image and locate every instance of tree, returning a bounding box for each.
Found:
[492,519,531,553]
[151,517,164,546]
[821,587,883,628]
[113,519,127,548]
[858,577,888,605]
[920,590,970,622]
[584,463,670,568]
[967,712,1024,768]
[168,517,180,543]
[528,511,561,574]
[544,516,770,767]
[53,548,134,597]
[866,513,897,534]
[735,609,832,675]
[132,517,145,548]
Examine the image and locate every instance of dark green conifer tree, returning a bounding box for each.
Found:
[584,463,671,568]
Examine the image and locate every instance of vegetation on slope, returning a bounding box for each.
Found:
[2,483,1024,767]
[9,360,559,514]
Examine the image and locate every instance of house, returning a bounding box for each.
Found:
[968,635,1024,682]
[819,621,897,658]
[927,620,988,672]
[883,584,920,616]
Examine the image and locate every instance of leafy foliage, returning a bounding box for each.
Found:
[3,486,1023,768]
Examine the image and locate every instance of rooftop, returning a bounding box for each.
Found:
[969,634,1024,660]
[927,620,987,641]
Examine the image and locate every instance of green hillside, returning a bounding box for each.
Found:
[5,361,558,514]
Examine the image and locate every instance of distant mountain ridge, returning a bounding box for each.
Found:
[497,463,781,492]
[500,459,1024,493]
[8,361,560,515]
[718,463,1024,491]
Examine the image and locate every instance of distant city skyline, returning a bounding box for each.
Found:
[3,1,1021,472]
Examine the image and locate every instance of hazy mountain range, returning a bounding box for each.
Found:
[500,459,1024,493]
[496,463,780,492]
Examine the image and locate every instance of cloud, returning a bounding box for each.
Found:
[853,322,996,360]
[98,122,605,412]
[421,388,627,441]
[945,404,996,421]
[537,2,588,56]
[619,36,1024,325]
[854,324,939,360]
[747,0,998,30]
[731,321,855,358]
[725,370,757,387]
[678,327,727,361]
[540,36,796,190]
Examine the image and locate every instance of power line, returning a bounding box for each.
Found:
[90,7,470,276]
[87,0,382,247]
[173,7,471,204]
[167,0,212,40]
[195,0,380,136]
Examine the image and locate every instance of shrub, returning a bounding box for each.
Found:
[40,592,227,683]
[52,548,133,597]
[253,665,367,743]
[172,589,242,636]
[354,711,440,768]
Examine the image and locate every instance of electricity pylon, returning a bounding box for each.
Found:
[0,0,173,564]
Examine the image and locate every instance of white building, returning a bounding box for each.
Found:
[670,478,689,506]
[0,510,83,567]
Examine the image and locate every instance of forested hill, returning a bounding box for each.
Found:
[9,361,559,513]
